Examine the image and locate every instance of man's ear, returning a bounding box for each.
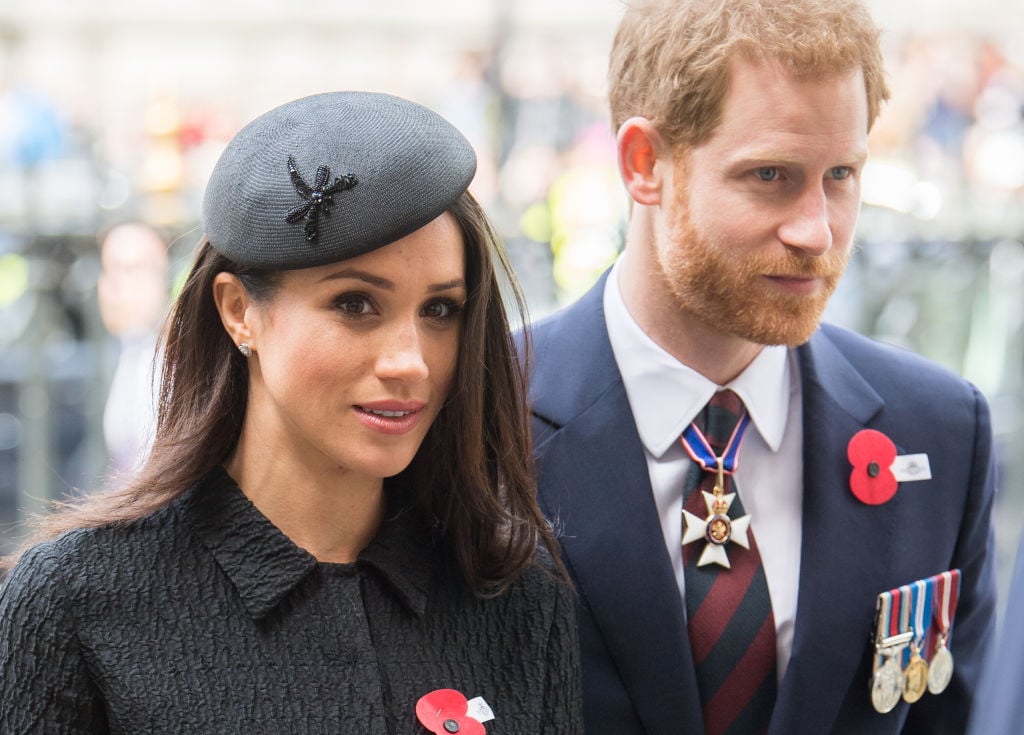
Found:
[616,117,670,206]
[212,273,255,350]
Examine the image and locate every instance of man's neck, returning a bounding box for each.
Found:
[617,244,765,386]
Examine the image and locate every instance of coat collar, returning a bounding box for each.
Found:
[177,466,433,620]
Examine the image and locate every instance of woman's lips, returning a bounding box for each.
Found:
[353,401,426,435]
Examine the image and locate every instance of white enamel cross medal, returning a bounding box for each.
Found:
[682,456,752,568]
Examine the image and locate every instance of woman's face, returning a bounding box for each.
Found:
[242,212,465,482]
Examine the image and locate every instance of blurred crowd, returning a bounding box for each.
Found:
[0,5,1023,606]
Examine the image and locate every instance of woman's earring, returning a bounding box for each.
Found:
[238,343,253,358]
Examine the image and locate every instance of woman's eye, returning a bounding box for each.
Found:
[755,167,780,182]
[335,294,373,316]
[422,299,463,321]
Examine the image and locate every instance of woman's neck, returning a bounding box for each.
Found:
[223,437,385,564]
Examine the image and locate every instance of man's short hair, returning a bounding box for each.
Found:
[608,0,891,149]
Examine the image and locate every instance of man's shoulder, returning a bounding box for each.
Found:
[525,280,607,355]
[814,323,965,377]
[521,278,618,405]
[809,323,983,406]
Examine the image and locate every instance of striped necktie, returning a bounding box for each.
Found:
[682,389,777,734]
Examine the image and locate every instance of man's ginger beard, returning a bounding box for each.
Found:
[656,188,851,348]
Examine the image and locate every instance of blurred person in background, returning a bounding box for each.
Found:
[96,221,170,480]
[969,528,1024,734]
[0,91,580,733]
[526,0,996,733]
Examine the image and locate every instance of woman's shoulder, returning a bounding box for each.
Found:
[69,495,182,550]
[2,498,186,597]
[2,535,65,589]
[514,542,562,584]
[425,538,572,610]
[484,543,575,613]
[0,536,78,626]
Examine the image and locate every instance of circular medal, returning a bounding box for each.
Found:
[705,514,732,545]
[902,652,929,703]
[927,644,954,694]
[871,658,903,714]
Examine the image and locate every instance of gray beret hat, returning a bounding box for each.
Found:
[202,91,477,270]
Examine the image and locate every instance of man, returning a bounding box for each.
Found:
[97,222,170,478]
[526,1,996,733]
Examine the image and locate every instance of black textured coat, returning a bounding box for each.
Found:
[0,467,581,734]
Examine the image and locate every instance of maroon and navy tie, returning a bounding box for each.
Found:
[681,389,777,734]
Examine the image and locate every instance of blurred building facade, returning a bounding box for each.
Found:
[1,1,1023,610]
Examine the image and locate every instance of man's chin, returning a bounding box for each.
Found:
[736,313,825,348]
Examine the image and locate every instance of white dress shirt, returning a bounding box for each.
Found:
[603,258,804,680]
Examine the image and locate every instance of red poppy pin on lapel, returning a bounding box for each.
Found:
[847,429,932,505]
[416,689,493,734]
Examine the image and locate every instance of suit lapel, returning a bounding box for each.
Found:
[531,276,702,733]
[771,327,894,733]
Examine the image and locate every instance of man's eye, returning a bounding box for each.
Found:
[830,166,853,180]
[755,167,780,182]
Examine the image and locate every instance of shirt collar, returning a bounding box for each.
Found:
[178,466,433,620]
[604,259,791,458]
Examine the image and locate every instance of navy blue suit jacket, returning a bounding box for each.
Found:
[968,531,1024,735]
[526,273,996,734]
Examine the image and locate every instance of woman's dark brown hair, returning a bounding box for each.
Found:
[5,191,563,595]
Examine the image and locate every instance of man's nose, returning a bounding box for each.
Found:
[777,186,833,256]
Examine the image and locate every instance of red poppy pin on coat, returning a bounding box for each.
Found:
[416,689,493,734]
[847,429,932,505]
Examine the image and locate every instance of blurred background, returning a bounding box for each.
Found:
[0,0,1022,617]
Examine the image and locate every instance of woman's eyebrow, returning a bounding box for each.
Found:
[319,269,465,293]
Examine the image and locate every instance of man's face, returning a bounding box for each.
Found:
[654,57,869,347]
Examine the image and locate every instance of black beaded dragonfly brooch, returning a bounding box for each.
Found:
[285,155,358,243]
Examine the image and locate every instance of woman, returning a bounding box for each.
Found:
[0,92,581,734]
